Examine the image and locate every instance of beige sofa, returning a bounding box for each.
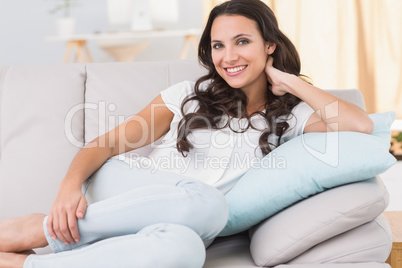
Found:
[0,60,392,267]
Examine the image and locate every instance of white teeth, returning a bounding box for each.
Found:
[226,66,246,73]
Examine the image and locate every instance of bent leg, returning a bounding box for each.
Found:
[25,223,205,268]
[45,178,228,253]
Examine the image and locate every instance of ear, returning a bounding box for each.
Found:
[266,42,277,55]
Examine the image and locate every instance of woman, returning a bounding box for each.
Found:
[0,0,373,267]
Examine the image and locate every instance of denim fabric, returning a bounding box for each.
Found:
[25,223,206,268]
[24,159,228,268]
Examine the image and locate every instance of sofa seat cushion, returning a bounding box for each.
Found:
[249,177,390,267]
[204,232,256,268]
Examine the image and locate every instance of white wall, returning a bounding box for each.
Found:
[0,0,204,65]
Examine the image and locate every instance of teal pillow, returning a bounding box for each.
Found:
[219,112,396,236]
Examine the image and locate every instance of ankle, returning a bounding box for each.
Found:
[0,252,28,268]
[24,214,48,249]
[0,213,47,252]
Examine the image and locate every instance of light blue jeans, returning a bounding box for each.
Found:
[24,159,229,268]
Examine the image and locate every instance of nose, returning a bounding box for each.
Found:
[224,46,239,64]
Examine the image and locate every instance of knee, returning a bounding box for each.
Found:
[139,223,206,268]
[177,180,229,239]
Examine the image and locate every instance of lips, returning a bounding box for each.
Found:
[224,65,247,75]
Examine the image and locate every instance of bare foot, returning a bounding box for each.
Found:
[0,252,28,268]
[0,214,48,252]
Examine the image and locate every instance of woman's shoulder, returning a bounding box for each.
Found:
[278,101,315,142]
[161,80,207,114]
[162,80,211,98]
[169,80,210,91]
[174,80,196,88]
[291,101,314,116]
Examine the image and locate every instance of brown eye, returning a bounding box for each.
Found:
[212,43,223,49]
[237,39,250,45]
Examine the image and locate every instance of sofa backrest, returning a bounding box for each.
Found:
[0,60,205,218]
[0,64,87,218]
[0,60,365,219]
[83,60,206,157]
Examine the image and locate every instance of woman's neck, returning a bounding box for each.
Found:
[244,89,268,115]
[240,74,269,115]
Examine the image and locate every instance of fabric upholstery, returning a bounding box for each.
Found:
[287,214,392,264]
[0,64,85,218]
[249,177,390,266]
[84,62,169,157]
[204,232,256,268]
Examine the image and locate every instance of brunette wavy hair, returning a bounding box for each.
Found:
[176,0,306,156]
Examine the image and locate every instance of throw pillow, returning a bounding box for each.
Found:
[219,112,396,236]
[249,177,390,266]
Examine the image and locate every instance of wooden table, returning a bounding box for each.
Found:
[384,211,402,267]
[46,28,201,63]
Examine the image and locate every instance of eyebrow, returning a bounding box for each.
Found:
[211,33,252,43]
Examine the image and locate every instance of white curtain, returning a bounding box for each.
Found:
[205,0,402,117]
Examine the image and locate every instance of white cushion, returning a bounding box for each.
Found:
[249,177,389,266]
[288,214,392,264]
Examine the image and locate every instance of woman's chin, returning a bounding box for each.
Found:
[224,80,244,89]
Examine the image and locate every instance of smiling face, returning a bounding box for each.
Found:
[211,15,274,96]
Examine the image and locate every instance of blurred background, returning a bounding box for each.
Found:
[0,0,204,64]
[0,0,401,118]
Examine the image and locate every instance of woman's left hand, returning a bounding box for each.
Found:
[265,56,292,96]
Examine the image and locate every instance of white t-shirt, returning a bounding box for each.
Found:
[141,81,314,194]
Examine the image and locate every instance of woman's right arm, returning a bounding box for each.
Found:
[47,94,174,246]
